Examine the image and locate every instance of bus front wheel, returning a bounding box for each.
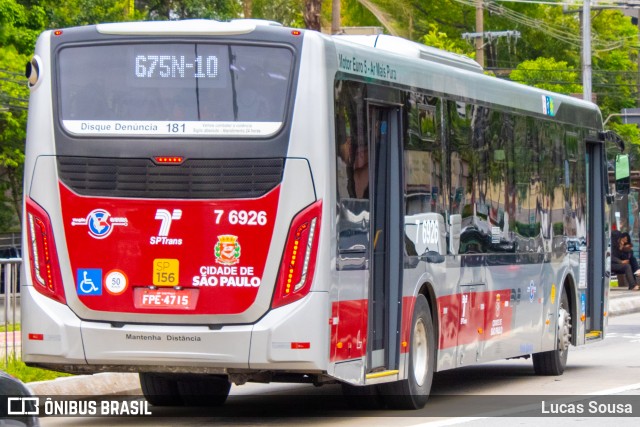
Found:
[380,294,434,410]
[533,289,571,375]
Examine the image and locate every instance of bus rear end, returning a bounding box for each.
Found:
[22,20,331,391]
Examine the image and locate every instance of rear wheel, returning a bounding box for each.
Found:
[533,289,571,375]
[139,373,182,407]
[380,294,434,409]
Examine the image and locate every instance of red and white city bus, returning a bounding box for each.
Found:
[23,19,611,409]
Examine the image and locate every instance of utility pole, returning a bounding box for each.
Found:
[462,31,520,69]
[582,0,592,102]
[475,0,484,67]
[332,0,341,34]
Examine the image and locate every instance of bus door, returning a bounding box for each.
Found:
[584,137,606,341]
[366,103,404,377]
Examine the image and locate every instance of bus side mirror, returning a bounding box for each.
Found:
[615,154,631,196]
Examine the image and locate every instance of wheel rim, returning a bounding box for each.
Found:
[412,318,428,386]
[558,305,571,356]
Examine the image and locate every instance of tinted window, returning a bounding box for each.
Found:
[58,43,293,137]
[335,81,370,257]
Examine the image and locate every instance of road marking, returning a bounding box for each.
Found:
[588,382,640,395]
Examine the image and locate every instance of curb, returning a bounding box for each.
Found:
[23,289,640,396]
[609,288,640,317]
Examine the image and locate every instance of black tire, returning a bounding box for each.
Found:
[380,294,435,410]
[176,374,231,407]
[533,289,571,375]
[139,373,182,407]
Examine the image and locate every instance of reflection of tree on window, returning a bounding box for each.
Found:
[335,81,370,259]
[404,95,443,215]
[336,82,368,199]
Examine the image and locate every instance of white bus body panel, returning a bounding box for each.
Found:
[21,286,85,365]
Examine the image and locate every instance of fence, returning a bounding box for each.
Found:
[1,257,21,365]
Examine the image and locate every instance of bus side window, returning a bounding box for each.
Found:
[335,81,370,258]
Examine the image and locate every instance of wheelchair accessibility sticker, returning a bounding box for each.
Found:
[77,269,102,296]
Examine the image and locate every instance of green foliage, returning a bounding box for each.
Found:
[0,323,20,332]
[139,0,241,21]
[510,57,582,95]
[609,122,640,170]
[422,23,473,57]
[1,0,38,231]
[0,0,46,52]
[1,324,71,382]
[1,0,640,229]
[39,0,142,27]
[1,353,72,383]
[339,0,379,28]
[252,0,304,27]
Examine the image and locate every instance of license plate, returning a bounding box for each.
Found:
[133,288,198,310]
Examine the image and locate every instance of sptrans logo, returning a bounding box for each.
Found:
[215,235,241,265]
[71,209,128,239]
[150,209,183,245]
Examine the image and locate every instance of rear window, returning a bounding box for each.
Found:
[58,43,293,137]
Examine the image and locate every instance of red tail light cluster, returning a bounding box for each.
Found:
[26,198,66,304]
[271,200,322,309]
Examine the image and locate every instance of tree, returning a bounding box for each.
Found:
[251,0,304,27]
[242,0,252,18]
[341,1,640,162]
[510,57,582,95]
[303,0,322,30]
[422,23,473,57]
[36,0,141,28]
[136,0,241,21]
[0,0,47,231]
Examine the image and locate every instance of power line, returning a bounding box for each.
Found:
[492,0,640,7]
[488,67,640,75]
[0,68,24,76]
[452,0,634,52]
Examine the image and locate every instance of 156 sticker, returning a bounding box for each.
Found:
[154,259,179,286]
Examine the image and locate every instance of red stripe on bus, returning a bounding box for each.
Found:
[331,288,515,362]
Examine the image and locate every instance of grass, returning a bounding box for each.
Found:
[1,323,72,383]
[0,322,20,332]
[1,353,72,383]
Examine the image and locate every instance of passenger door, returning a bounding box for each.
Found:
[367,103,404,376]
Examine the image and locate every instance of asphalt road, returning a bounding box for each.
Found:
[33,310,640,426]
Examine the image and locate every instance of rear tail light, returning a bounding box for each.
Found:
[26,198,66,304]
[272,200,322,309]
